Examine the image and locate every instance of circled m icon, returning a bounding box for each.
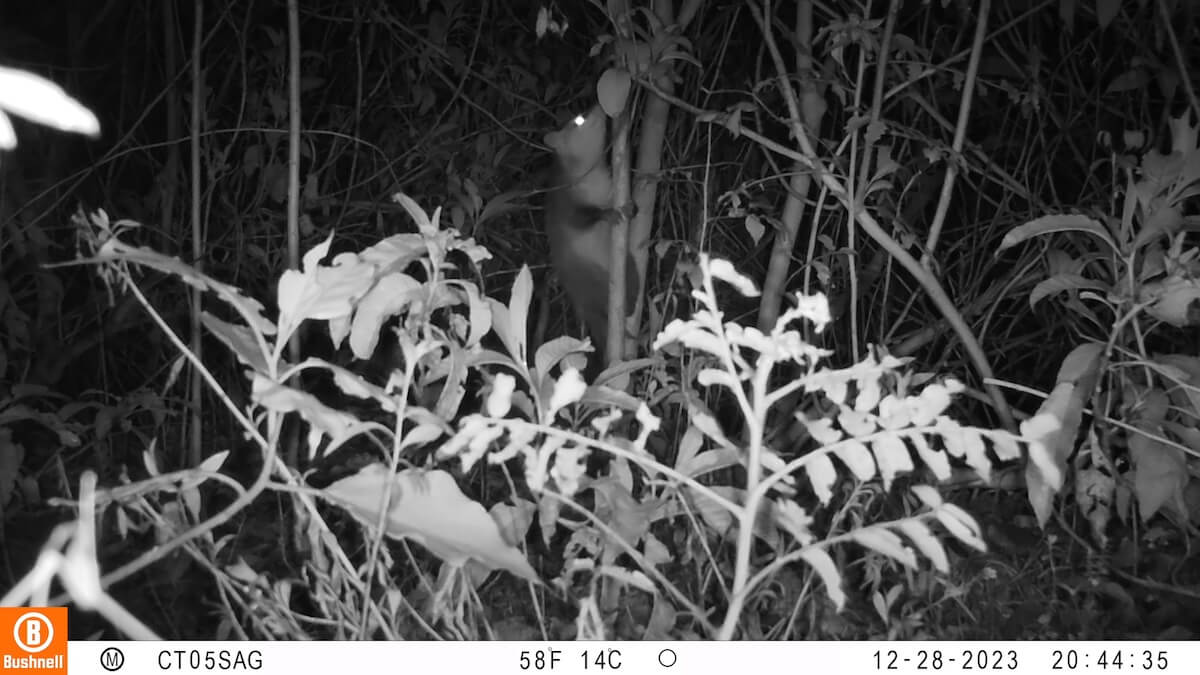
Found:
[100,647,126,671]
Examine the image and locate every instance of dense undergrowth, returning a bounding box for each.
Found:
[2,0,1199,640]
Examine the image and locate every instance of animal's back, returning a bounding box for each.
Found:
[543,106,637,366]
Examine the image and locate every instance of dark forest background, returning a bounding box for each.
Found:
[0,0,1197,641]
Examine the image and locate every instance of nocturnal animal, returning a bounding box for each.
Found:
[542,104,638,371]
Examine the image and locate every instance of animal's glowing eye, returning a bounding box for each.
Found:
[572,114,587,127]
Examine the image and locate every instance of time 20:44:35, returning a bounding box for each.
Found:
[1052,649,1168,671]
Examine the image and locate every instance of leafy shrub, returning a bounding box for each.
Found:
[3,193,1053,639]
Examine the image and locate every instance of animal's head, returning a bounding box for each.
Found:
[544,104,607,171]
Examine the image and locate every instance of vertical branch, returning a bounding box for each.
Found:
[607,106,632,366]
[922,0,990,265]
[755,0,825,333]
[627,0,702,356]
[284,0,303,467]
[845,0,902,359]
[161,0,179,255]
[187,0,203,467]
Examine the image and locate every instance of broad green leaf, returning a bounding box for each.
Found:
[998,214,1117,253]
[323,465,538,583]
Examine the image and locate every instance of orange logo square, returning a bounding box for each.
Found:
[0,607,68,675]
